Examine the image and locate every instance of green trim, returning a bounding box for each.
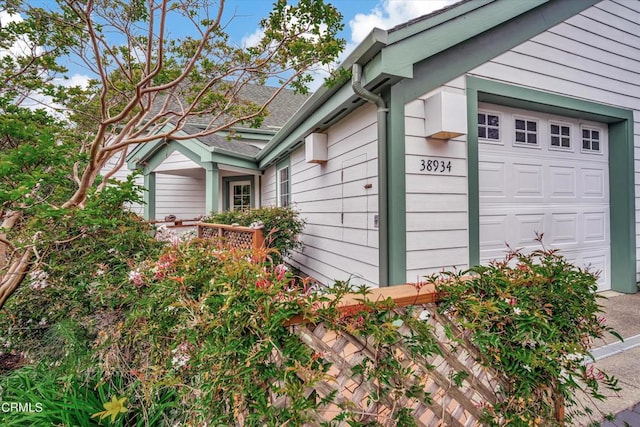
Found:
[466,88,480,267]
[143,172,156,221]
[258,83,357,168]
[141,141,203,174]
[210,151,258,170]
[399,0,600,102]
[204,163,219,215]
[377,88,390,287]
[222,175,256,211]
[466,76,636,293]
[276,157,291,207]
[387,83,407,285]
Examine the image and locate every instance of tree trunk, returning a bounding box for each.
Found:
[0,250,32,309]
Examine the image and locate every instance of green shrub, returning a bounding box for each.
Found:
[93,241,440,426]
[95,240,322,425]
[436,241,621,426]
[205,206,304,263]
[0,178,163,364]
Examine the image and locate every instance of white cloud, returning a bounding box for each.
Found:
[307,0,457,91]
[241,28,265,48]
[350,0,457,44]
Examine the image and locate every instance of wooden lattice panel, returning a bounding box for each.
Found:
[289,304,507,427]
[222,229,254,249]
[196,223,264,250]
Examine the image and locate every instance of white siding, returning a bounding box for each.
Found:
[405,78,470,281]
[467,0,640,280]
[262,165,277,207]
[154,173,206,220]
[100,151,144,215]
[288,103,379,287]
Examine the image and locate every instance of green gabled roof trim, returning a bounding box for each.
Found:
[258,0,602,168]
[467,76,636,294]
[127,130,259,173]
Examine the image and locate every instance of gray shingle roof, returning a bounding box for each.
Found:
[185,83,310,132]
[181,123,261,157]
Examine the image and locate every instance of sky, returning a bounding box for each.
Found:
[1,0,458,96]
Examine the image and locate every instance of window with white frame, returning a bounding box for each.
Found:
[550,123,571,149]
[514,117,538,146]
[478,111,500,141]
[277,165,290,207]
[581,127,601,153]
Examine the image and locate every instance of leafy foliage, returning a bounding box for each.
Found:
[436,240,621,426]
[0,178,162,361]
[206,206,305,263]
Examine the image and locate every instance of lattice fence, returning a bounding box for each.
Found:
[196,222,265,250]
[286,303,507,426]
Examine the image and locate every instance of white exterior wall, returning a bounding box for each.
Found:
[288,103,379,287]
[152,151,206,220]
[405,78,470,281]
[466,0,640,279]
[405,0,640,281]
[100,151,144,215]
[261,165,277,207]
[154,173,206,220]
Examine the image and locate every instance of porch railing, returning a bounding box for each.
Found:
[196,222,265,250]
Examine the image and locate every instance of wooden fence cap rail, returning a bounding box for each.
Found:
[286,275,473,326]
[196,222,262,233]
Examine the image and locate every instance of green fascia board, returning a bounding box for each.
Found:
[127,129,258,172]
[256,30,389,165]
[381,0,547,77]
[210,149,258,170]
[258,82,359,168]
[386,0,493,44]
[466,76,636,294]
[141,140,205,174]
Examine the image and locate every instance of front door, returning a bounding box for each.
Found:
[230,181,251,211]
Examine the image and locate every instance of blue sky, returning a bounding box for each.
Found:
[1,0,457,92]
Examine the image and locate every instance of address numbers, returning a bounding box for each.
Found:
[419,158,453,173]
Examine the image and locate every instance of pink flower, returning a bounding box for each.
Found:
[504,297,517,306]
[274,264,288,281]
[128,269,145,286]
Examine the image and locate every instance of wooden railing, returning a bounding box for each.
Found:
[148,218,202,229]
[196,222,265,250]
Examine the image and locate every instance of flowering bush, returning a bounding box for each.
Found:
[436,241,621,426]
[93,239,320,425]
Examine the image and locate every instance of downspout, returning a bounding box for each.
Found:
[351,63,389,286]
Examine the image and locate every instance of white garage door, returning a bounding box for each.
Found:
[478,103,610,291]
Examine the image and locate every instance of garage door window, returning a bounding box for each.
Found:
[582,127,602,154]
[514,118,538,146]
[550,123,571,149]
[478,112,500,141]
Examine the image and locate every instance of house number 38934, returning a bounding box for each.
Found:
[420,159,452,173]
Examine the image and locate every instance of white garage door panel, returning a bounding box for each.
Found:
[478,103,610,291]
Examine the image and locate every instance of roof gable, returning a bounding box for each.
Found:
[258,0,602,168]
